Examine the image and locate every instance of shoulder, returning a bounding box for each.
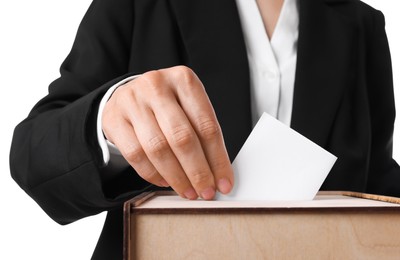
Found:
[322,0,384,29]
[323,0,382,16]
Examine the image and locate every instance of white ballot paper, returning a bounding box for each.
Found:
[217,112,337,201]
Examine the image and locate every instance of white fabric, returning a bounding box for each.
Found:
[235,0,299,126]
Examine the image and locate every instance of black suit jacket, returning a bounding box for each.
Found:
[10,0,400,258]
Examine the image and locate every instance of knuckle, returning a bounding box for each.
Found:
[114,84,133,100]
[170,125,195,149]
[211,154,230,173]
[174,65,193,77]
[146,135,170,157]
[107,87,136,116]
[142,70,165,95]
[119,89,135,103]
[166,175,185,189]
[123,145,145,165]
[139,170,159,183]
[106,87,129,110]
[190,168,211,186]
[197,118,221,141]
[175,66,197,88]
[143,70,163,83]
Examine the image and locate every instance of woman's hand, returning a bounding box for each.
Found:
[102,66,234,200]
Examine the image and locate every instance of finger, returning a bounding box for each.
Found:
[103,116,169,188]
[191,116,233,194]
[151,93,217,200]
[129,105,199,200]
[167,66,234,194]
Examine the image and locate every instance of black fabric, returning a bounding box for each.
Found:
[10,0,400,258]
[91,208,124,260]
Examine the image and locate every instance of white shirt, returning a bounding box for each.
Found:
[97,0,299,165]
[236,0,299,126]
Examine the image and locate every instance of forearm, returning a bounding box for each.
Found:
[9,0,149,224]
[10,74,152,224]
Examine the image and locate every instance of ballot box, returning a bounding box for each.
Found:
[123,191,400,259]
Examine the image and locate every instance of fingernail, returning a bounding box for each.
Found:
[184,188,198,200]
[160,179,169,187]
[200,187,215,200]
[218,178,232,194]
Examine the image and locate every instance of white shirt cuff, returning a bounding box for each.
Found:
[97,75,140,164]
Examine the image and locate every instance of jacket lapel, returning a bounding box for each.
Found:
[169,0,356,155]
[169,0,252,159]
[291,0,357,147]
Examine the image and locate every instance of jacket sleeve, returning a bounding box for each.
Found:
[365,10,400,197]
[9,0,152,225]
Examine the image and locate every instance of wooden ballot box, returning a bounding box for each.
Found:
[123,191,400,259]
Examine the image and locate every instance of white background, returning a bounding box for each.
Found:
[0,1,399,259]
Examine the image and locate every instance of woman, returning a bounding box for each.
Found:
[10,0,400,258]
